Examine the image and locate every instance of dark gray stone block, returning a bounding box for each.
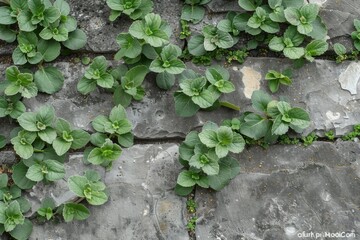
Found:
[195,141,360,240]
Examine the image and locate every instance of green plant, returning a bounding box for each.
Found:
[174,66,238,117]
[2,66,37,99]
[52,118,90,156]
[302,132,317,146]
[112,65,149,107]
[77,56,115,95]
[325,130,335,140]
[180,20,191,39]
[342,124,360,141]
[37,198,56,221]
[91,105,134,147]
[106,0,153,21]
[0,95,26,119]
[175,122,242,195]
[269,26,304,59]
[265,69,292,93]
[333,43,347,63]
[186,216,197,231]
[86,138,122,169]
[181,0,211,24]
[239,90,310,143]
[278,135,299,145]
[186,199,196,213]
[284,3,319,35]
[68,170,108,205]
[351,19,360,51]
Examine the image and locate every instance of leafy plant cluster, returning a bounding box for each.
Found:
[174,65,240,117]
[175,90,311,195]
[185,0,329,66]
[0,0,87,93]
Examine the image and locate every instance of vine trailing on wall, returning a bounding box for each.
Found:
[0,0,359,239]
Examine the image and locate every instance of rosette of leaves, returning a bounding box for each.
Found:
[175,122,242,196]
[62,202,90,222]
[1,66,38,98]
[10,130,37,159]
[265,69,292,93]
[187,25,235,56]
[239,90,310,143]
[52,118,90,156]
[37,198,56,221]
[1,0,86,50]
[217,12,244,37]
[91,105,133,148]
[77,56,115,95]
[351,19,360,51]
[85,138,122,169]
[180,0,211,24]
[150,44,186,89]
[284,3,319,35]
[12,148,66,189]
[129,13,171,47]
[174,67,237,117]
[17,105,57,145]
[247,6,280,34]
[269,26,305,59]
[112,65,148,108]
[0,201,33,240]
[68,170,108,205]
[106,0,153,21]
[0,94,26,119]
[12,32,43,65]
[303,39,328,62]
[0,174,32,240]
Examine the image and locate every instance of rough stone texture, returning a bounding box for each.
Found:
[29,144,189,240]
[195,141,360,240]
[0,150,16,165]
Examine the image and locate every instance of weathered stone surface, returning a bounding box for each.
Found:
[0,150,16,165]
[195,141,360,240]
[30,144,189,240]
[1,57,359,138]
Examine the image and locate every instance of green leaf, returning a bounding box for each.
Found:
[68,175,87,197]
[271,115,289,135]
[62,29,87,50]
[305,40,328,59]
[87,191,108,205]
[283,47,304,59]
[269,36,285,52]
[240,113,271,140]
[174,92,200,117]
[174,184,194,196]
[53,138,72,156]
[181,5,205,24]
[188,34,206,56]
[199,129,218,148]
[115,33,142,59]
[192,90,215,108]
[34,66,64,94]
[288,107,310,129]
[284,7,301,26]
[208,156,240,191]
[156,72,175,90]
[238,0,262,11]
[12,161,36,190]
[9,219,32,240]
[0,6,16,25]
[71,130,90,149]
[0,174,8,189]
[63,203,90,222]
[38,128,57,144]
[177,170,196,187]
[0,25,17,43]
[251,90,272,112]
[334,43,346,56]
[54,0,70,15]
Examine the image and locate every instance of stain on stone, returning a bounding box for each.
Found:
[326,110,341,120]
[338,61,360,95]
[240,66,262,99]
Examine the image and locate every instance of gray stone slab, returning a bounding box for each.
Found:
[0,150,16,165]
[0,0,183,55]
[30,144,189,240]
[195,141,360,240]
